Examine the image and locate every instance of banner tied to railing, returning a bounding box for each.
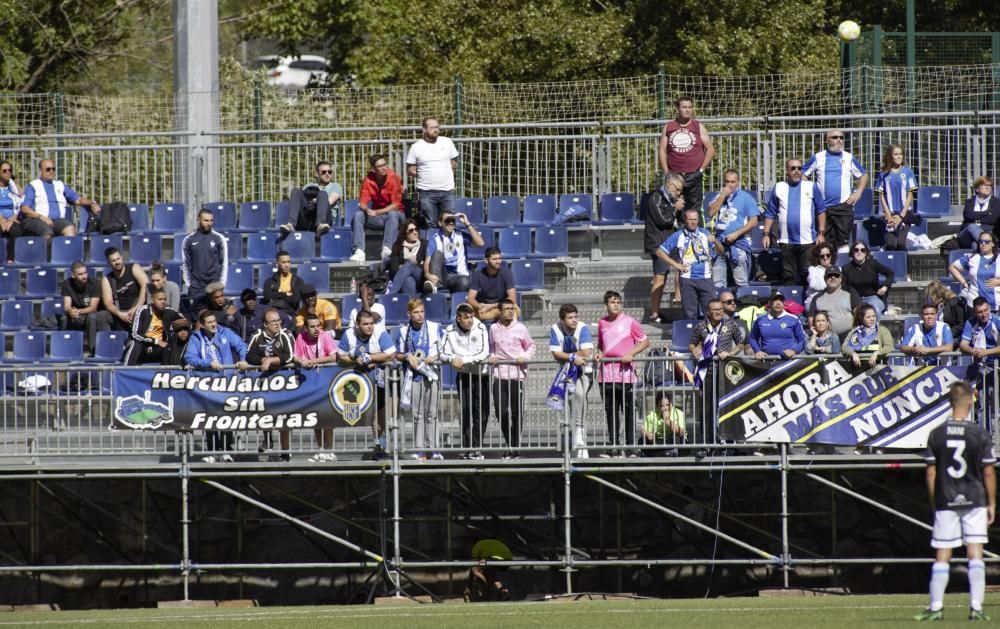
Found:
[718,357,979,448]
[112,367,376,431]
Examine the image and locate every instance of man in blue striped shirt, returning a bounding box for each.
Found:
[657,208,719,319]
[803,129,868,254]
[763,159,827,286]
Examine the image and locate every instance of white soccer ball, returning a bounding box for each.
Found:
[837,20,861,42]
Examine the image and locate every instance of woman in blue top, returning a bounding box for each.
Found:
[876,144,918,251]
[949,231,1000,313]
[0,160,23,263]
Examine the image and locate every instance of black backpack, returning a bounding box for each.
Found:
[96,201,132,235]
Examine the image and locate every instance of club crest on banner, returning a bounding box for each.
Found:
[329,371,374,426]
[724,360,745,385]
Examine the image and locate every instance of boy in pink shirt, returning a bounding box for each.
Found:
[595,291,650,457]
[488,298,536,458]
[293,314,339,462]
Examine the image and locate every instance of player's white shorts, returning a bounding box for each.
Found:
[931,508,989,548]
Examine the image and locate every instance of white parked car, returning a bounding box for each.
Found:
[253,55,330,90]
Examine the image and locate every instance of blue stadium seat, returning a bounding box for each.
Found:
[522,195,557,225]
[223,233,244,262]
[151,203,187,234]
[917,186,951,217]
[670,320,699,353]
[245,232,278,262]
[455,198,484,225]
[465,226,494,262]
[12,330,45,362]
[836,252,850,268]
[736,286,770,302]
[853,188,875,220]
[510,259,544,290]
[274,201,290,228]
[598,193,636,224]
[558,194,592,222]
[24,268,58,298]
[88,234,124,264]
[498,227,531,259]
[128,203,150,233]
[88,330,127,364]
[439,362,457,391]
[318,229,352,262]
[45,331,84,363]
[449,291,469,317]
[856,216,886,249]
[129,234,164,265]
[422,293,448,323]
[0,301,31,330]
[281,231,316,261]
[750,223,766,253]
[162,261,182,285]
[0,268,19,298]
[341,294,363,319]
[13,236,46,266]
[531,226,569,258]
[297,262,330,292]
[342,199,360,227]
[204,202,237,230]
[40,300,64,321]
[237,201,272,232]
[378,294,409,326]
[225,263,255,297]
[50,236,84,267]
[486,196,520,226]
[900,316,920,337]
[873,250,907,281]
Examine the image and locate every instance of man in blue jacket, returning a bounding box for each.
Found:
[184,310,249,462]
[749,292,805,359]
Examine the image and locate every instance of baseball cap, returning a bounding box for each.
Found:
[769,291,785,303]
[824,265,842,278]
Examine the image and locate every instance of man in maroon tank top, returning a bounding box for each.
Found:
[658,97,714,216]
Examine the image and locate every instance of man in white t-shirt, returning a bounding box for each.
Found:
[405,117,459,225]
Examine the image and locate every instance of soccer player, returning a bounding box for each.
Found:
[915,381,996,621]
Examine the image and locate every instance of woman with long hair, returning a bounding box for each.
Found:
[876,144,917,251]
[923,279,966,344]
[842,241,895,314]
[0,160,23,263]
[804,242,837,308]
[949,230,1000,314]
[843,304,894,368]
[386,218,428,294]
[147,261,181,311]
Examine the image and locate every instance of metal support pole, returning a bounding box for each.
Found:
[905,0,916,113]
[253,79,265,202]
[453,75,464,197]
[780,442,790,589]
[390,373,403,596]
[180,434,191,602]
[562,395,573,594]
[656,65,666,121]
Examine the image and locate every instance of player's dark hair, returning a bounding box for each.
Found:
[356,310,375,324]
[603,290,621,304]
[71,260,87,272]
[973,296,989,309]
[198,310,216,324]
[949,381,973,406]
[104,247,122,259]
[484,246,501,259]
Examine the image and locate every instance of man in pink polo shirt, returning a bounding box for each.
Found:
[595,291,650,457]
[488,298,536,459]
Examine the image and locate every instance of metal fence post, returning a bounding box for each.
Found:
[180,433,192,602]
[562,390,574,594]
[656,66,666,121]
[779,441,790,589]
[389,367,404,594]
[453,75,464,198]
[253,80,265,201]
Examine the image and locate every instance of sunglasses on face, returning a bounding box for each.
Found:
[853,247,867,253]
[318,169,332,174]
[980,239,994,245]
[787,166,802,171]
[721,299,735,304]
[819,253,832,258]
[828,135,845,140]
[443,218,455,225]
[43,167,55,172]
[406,227,418,233]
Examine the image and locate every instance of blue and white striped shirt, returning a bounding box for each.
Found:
[876,167,918,215]
[765,181,826,245]
[803,150,866,206]
[659,228,714,279]
[958,253,1000,310]
[21,179,80,220]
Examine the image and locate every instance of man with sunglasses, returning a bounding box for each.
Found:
[803,129,868,254]
[19,159,102,240]
[281,160,342,236]
[706,169,758,288]
[718,290,749,350]
[763,159,827,286]
[806,265,861,336]
[351,153,405,263]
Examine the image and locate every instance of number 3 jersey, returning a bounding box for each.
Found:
[924,419,996,511]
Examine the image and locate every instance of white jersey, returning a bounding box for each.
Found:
[405,137,458,191]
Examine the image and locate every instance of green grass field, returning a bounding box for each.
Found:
[0,594,994,629]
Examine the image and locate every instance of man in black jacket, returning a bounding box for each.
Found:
[645,174,684,324]
[195,281,241,333]
[181,208,228,305]
[262,250,303,327]
[123,287,183,365]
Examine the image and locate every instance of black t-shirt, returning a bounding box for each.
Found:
[470,266,515,304]
[924,419,996,510]
[60,276,101,309]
